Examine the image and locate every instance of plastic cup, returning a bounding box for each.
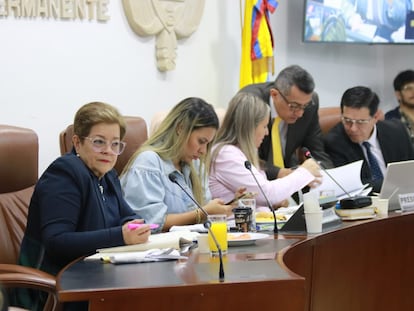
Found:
[207,214,228,256]
[370,196,389,217]
[304,210,323,233]
[238,198,256,232]
[196,234,210,253]
[303,191,320,212]
[233,207,253,232]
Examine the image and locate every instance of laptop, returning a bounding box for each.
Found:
[380,160,414,211]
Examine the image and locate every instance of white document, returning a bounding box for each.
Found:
[85,248,187,263]
[314,160,368,198]
[169,223,207,233]
[95,231,199,253]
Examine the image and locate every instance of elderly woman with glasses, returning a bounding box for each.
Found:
[17,102,150,311]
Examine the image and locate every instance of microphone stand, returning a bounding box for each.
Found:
[301,147,371,209]
[168,173,225,282]
[244,161,278,234]
[302,148,352,197]
[202,219,225,282]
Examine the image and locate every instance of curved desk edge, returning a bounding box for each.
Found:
[279,211,414,311]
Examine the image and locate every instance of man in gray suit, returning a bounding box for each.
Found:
[239,65,332,181]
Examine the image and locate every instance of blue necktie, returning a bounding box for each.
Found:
[362,141,383,181]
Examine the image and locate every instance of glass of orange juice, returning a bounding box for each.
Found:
[207,214,228,256]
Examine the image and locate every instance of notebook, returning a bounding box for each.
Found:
[380,160,414,211]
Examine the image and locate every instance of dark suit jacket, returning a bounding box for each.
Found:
[16,150,140,310]
[19,150,138,275]
[239,82,333,179]
[324,119,414,193]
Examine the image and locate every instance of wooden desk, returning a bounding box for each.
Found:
[280,211,414,311]
[57,238,305,310]
[57,212,414,310]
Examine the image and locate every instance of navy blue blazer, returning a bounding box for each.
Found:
[19,151,139,276]
[324,119,414,193]
[239,82,333,179]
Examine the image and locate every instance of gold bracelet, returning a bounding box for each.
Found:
[195,209,201,224]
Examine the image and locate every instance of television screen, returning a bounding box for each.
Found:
[303,0,414,44]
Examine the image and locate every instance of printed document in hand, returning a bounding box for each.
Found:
[314,160,371,199]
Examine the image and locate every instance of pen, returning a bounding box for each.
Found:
[128,223,159,230]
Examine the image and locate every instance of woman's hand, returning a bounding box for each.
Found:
[300,158,323,188]
[122,219,151,245]
[204,198,234,217]
[272,199,289,209]
[225,187,247,205]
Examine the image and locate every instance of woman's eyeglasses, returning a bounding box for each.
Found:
[83,136,126,155]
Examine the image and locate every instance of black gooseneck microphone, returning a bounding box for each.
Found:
[301,147,352,198]
[244,161,278,234]
[168,172,225,282]
[301,147,371,209]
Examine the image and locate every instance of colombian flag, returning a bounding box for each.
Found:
[239,0,278,89]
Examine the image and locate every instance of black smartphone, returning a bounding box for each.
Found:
[225,192,255,205]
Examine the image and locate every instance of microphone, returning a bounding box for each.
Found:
[301,147,371,209]
[302,147,352,198]
[244,161,278,233]
[168,172,225,282]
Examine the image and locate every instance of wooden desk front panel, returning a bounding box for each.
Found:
[86,280,305,311]
[279,237,314,310]
[282,212,414,311]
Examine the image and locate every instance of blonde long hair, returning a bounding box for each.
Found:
[212,92,270,169]
[122,97,219,204]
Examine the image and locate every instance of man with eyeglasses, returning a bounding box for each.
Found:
[325,86,414,193]
[385,69,414,148]
[239,64,333,181]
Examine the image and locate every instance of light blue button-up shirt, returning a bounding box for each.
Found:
[120,150,211,231]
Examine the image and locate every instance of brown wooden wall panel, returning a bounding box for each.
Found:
[282,213,414,311]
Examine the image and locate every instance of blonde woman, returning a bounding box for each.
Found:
[209,92,322,210]
[121,97,234,232]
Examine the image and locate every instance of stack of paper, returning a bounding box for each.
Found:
[84,231,199,263]
[85,248,187,264]
[97,230,199,253]
[314,160,372,199]
[335,206,376,219]
[169,223,207,233]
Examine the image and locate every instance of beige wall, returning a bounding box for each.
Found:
[0,0,412,173]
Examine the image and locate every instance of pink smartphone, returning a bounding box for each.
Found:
[128,223,159,230]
